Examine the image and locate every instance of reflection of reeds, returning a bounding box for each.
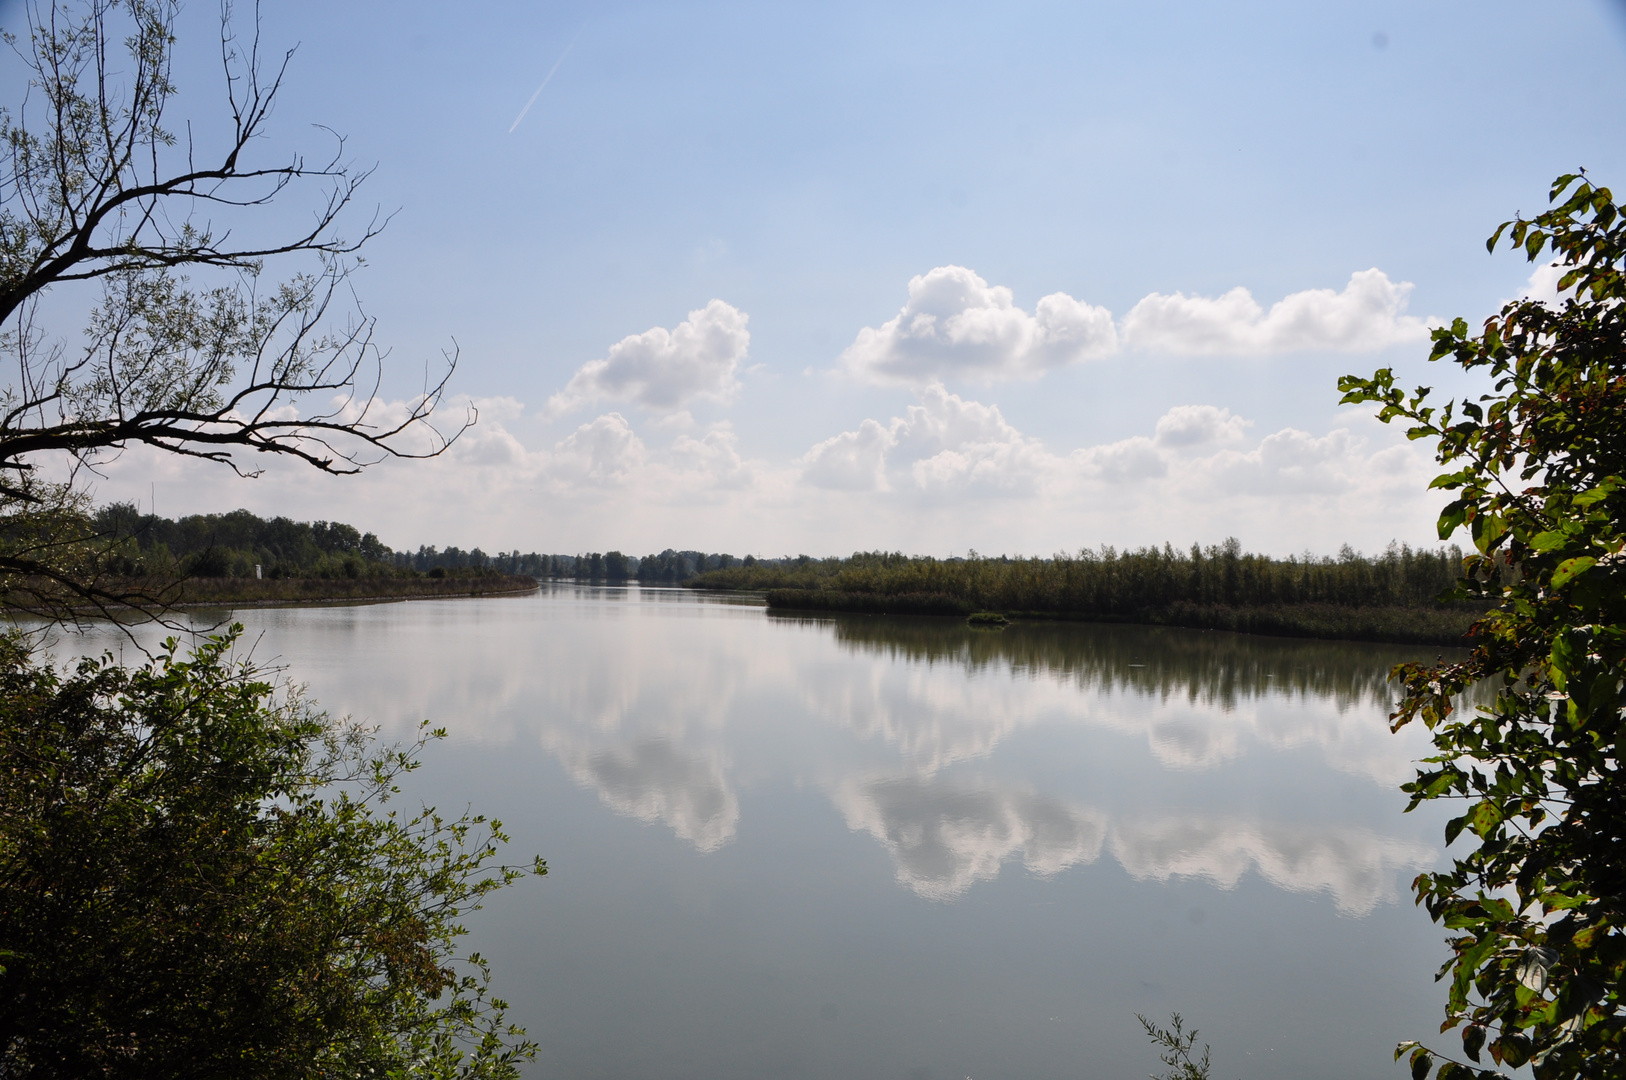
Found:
[765,589,1477,645]
[775,612,1486,714]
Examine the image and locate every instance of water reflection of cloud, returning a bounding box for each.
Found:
[837,775,1107,900]
[556,736,740,853]
[811,657,1422,785]
[1110,815,1433,916]
[837,772,1433,913]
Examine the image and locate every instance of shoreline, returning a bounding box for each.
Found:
[26,575,542,615]
[170,579,542,610]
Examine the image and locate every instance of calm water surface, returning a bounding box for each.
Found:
[70,585,1460,1080]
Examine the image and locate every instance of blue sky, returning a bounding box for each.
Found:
[37,0,1626,556]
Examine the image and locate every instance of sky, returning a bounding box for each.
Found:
[12,0,1626,557]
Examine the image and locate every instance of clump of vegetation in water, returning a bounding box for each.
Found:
[687,542,1489,645]
[966,611,1009,628]
[1138,1013,1213,1080]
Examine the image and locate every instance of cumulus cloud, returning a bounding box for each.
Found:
[840,265,1116,386]
[1073,435,1167,482]
[836,267,1427,386]
[668,425,755,490]
[547,412,647,485]
[1120,269,1429,355]
[800,384,1053,495]
[800,418,896,492]
[1153,404,1251,448]
[547,299,749,416]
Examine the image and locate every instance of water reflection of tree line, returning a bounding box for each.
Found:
[780,614,1479,713]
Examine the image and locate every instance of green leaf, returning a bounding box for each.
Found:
[1550,556,1596,589]
[1471,513,1507,553]
[1551,632,1579,687]
[1411,1046,1434,1080]
[1438,502,1468,540]
[1469,800,1504,838]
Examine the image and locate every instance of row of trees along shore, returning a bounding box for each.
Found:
[681,540,1494,646]
[86,505,537,605]
[92,503,766,590]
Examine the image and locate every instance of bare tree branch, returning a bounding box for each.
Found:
[0,0,468,628]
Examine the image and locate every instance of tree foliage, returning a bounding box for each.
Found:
[0,626,544,1078]
[0,0,467,621]
[1340,173,1626,1079]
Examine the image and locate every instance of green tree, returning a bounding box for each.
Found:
[0,626,544,1078]
[0,0,467,621]
[1340,172,1626,1078]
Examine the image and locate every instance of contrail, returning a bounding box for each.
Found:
[508,37,576,133]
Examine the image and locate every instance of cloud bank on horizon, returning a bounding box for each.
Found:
[86,263,1460,557]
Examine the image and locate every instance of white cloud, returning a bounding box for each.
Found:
[836,267,1426,387]
[1119,269,1429,355]
[1074,435,1167,482]
[800,418,895,492]
[667,425,755,490]
[800,384,1054,495]
[547,299,749,416]
[547,412,647,485]
[840,265,1116,386]
[80,386,1439,558]
[1154,404,1251,448]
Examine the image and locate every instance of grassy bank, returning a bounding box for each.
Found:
[129,574,539,609]
[695,542,1491,646]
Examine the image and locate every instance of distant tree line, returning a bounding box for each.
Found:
[92,505,526,582]
[516,550,753,583]
[89,505,770,587]
[93,505,408,581]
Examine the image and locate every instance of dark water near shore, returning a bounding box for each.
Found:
[65,584,1459,1080]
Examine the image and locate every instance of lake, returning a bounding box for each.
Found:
[66,584,1459,1080]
